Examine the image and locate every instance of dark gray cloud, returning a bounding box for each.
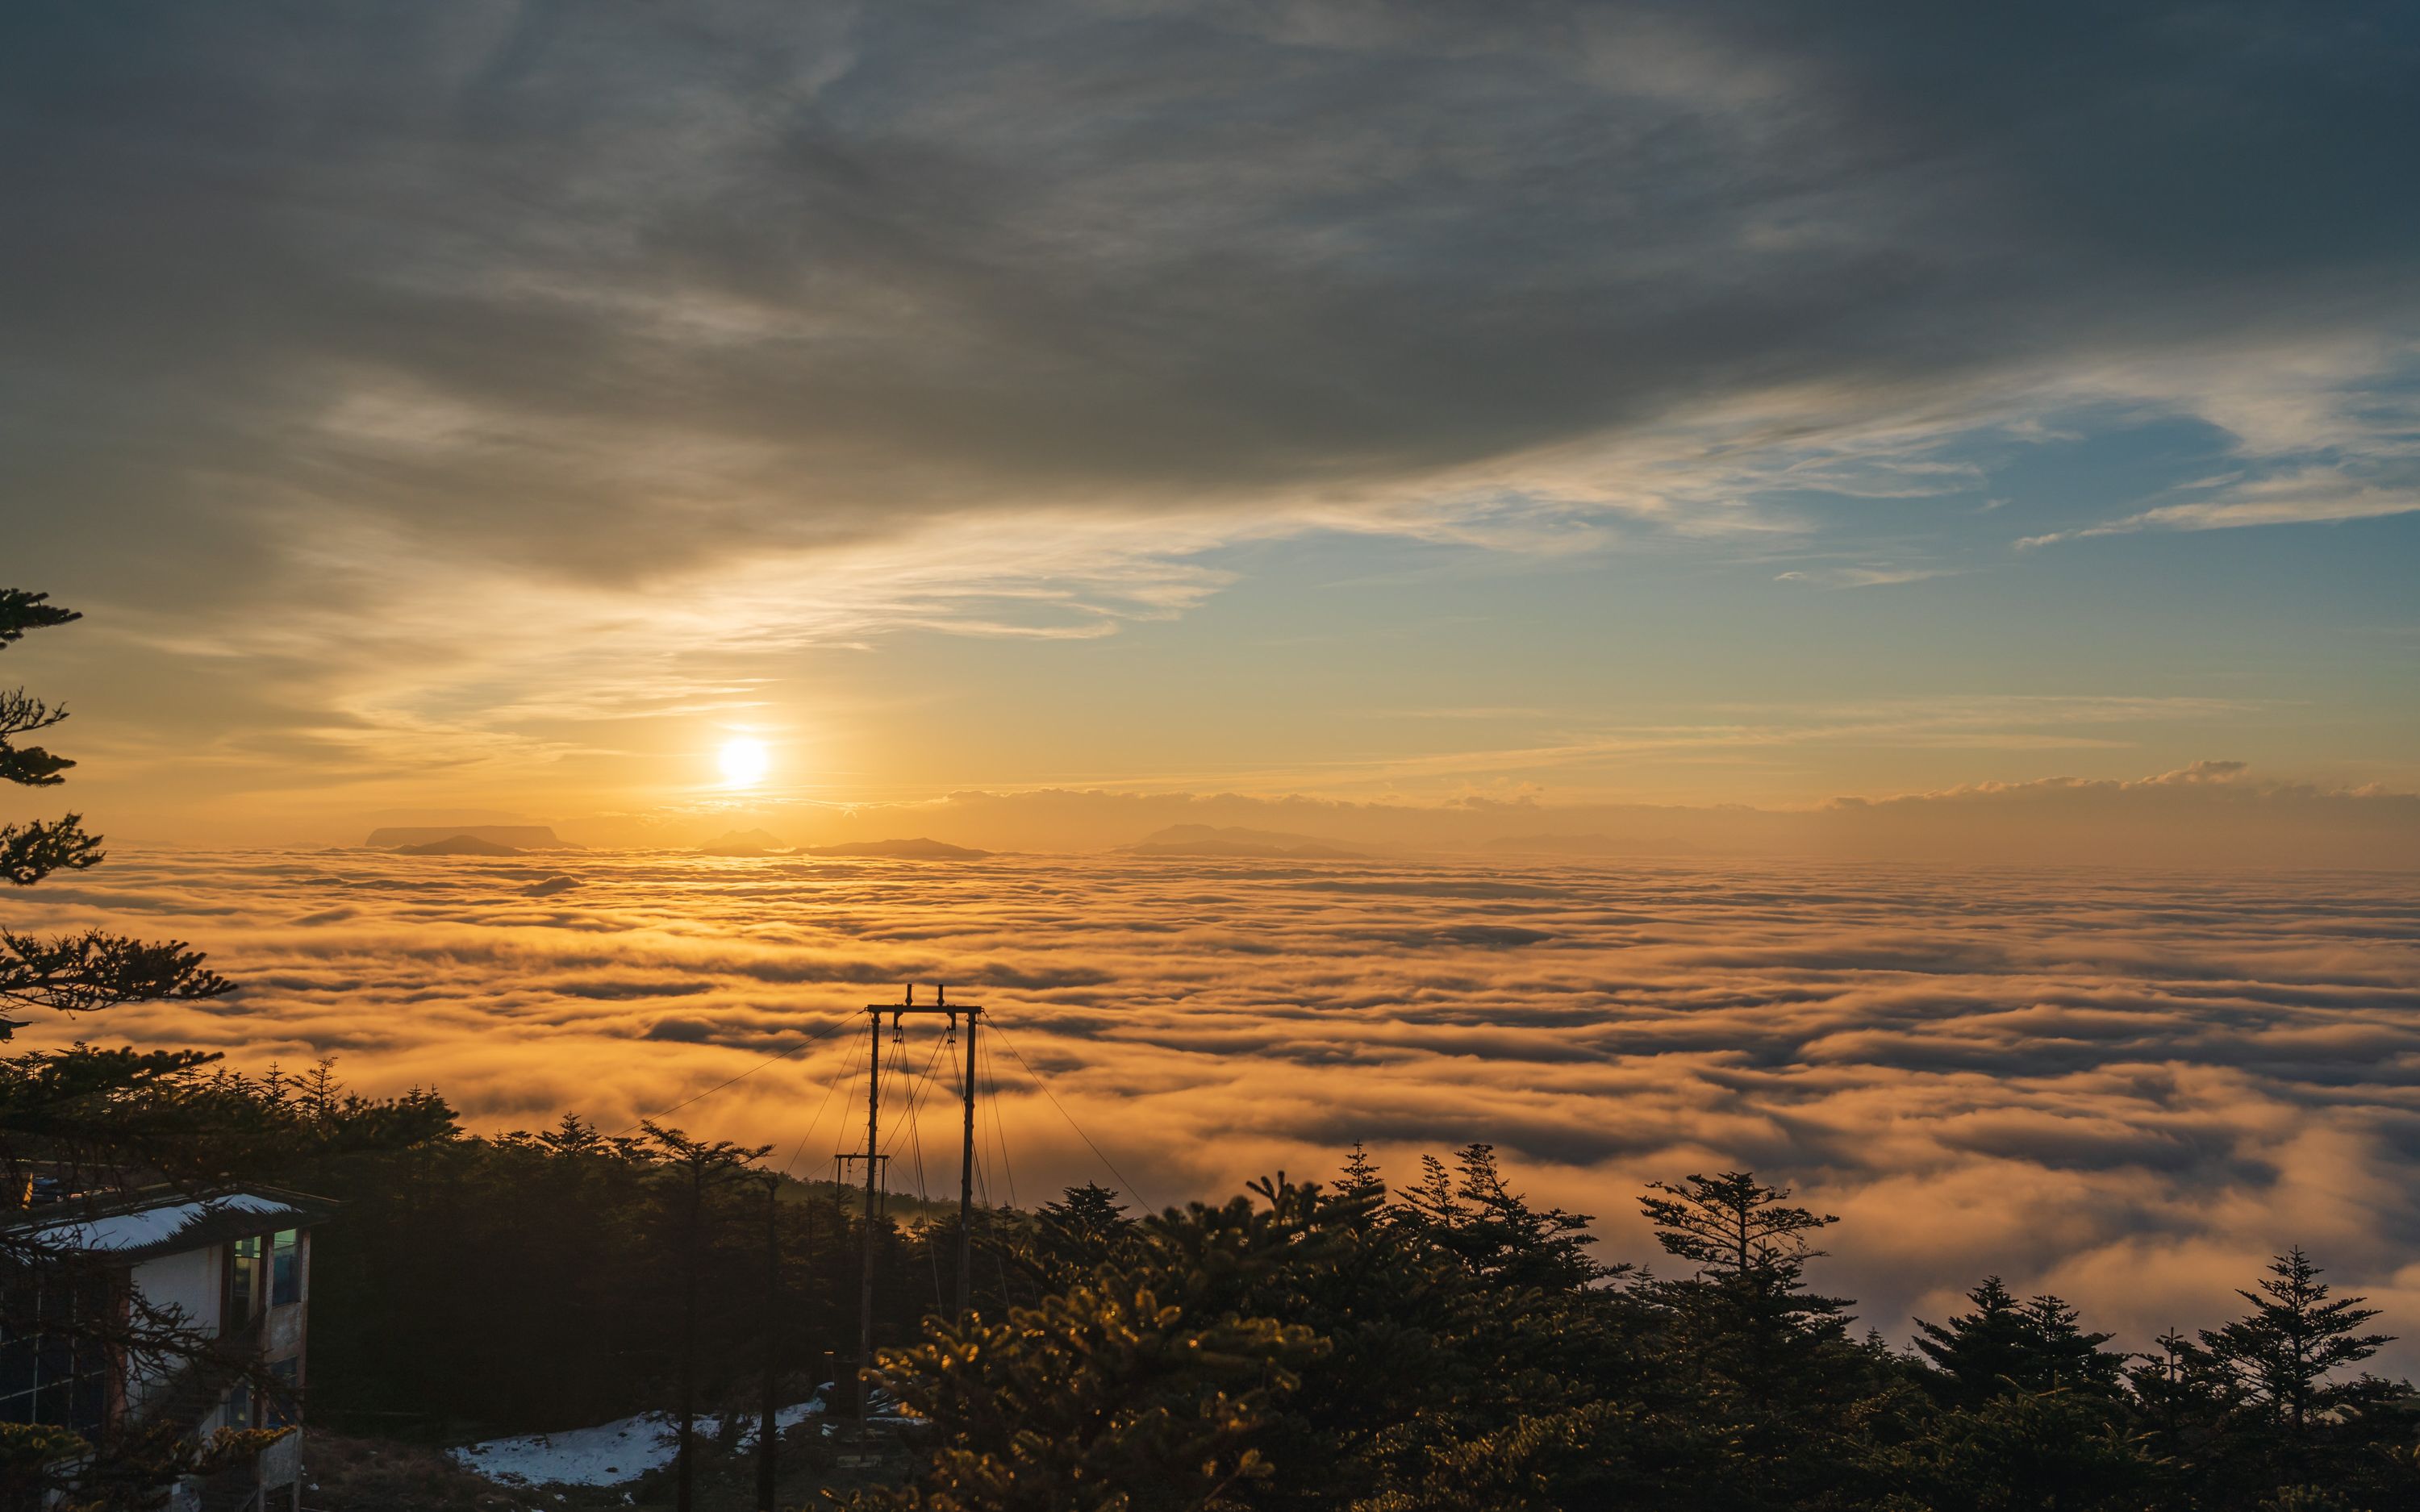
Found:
[4,1,2414,597]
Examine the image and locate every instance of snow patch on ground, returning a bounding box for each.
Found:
[738,1400,828,1452]
[450,1399,827,1487]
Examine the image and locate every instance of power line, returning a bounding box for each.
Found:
[971,1035,1018,1314]
[878,1027,953,1160]
[978,1031,1017,1210]
[989,1017,1154,1212]
[903,1069,946,1314]
[782,1018,867,1178]
[879,1022,960,1311]
[612,1014,852,1139]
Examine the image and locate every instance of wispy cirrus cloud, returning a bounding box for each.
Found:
[2020,469,2420,548]
[1772,565,1958,588]
[1004,701,2262,798]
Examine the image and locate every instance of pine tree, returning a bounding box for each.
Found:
[643,1123,772,1512]
[1638,1169,1837,1287]
[1036,1181,1136,1274]
[2203,1248,2392,1438]
[1635,1168,1869,1509]
[1404,1143,1602,1291]
[1337,1141,1383,1201]
[0,590,231,1033]
[1404,1152,1460,1227]
[1913,1277,2122,1404]
[861,1181,1330,1512]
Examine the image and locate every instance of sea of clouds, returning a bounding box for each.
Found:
[8,847,2419,1368]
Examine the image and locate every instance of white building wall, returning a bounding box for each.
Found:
[123,1243,223,1415]
[130,1243,221,1334]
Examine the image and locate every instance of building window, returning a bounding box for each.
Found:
[0,1267,117,1433]
[269,1231,300,1306]
[230,1235,261,1321]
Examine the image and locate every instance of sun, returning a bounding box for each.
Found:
[717,736,770,788]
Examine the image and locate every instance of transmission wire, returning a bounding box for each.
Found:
[990,1017,1154,1211]
[878,1025,953,1159]
[978,1031,1018,1210]
[609,1012,851,1139]
[782,1014,868,1181]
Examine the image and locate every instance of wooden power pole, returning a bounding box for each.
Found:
[952,985,978,1322]
[850,988,896,1420]
[756,1173,780,1512]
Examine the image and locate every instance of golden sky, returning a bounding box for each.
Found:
[2,3,2415,851]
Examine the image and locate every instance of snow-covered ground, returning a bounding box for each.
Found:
[449,1398,828,1487]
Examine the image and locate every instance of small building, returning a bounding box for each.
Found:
[1,1183,336,1511]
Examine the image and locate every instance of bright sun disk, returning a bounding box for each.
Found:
[717,736,770,788]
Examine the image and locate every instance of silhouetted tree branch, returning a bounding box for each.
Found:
[0,814,103,889]
[0,930,232,1019]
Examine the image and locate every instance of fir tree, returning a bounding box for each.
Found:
[1636,1169,1867,1509]
[2203,1248,2392,1438]
[643,1123,771,1512]
[1405,1143,1602,1291]
[0,590,231,1032]
[1337,1141,1384,1202]
[1036,1181,1136,1275]
[1914,1277,2123,1405]
[1638,1169,1837,1289]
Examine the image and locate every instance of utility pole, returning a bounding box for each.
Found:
[756,1174,780,1512]
[844,985,986,1420]
[853,987,897,1420]
[675,1158,702,1512]
[950,985,978,1323]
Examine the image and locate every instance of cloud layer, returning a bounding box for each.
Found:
[9,845,2419,1368]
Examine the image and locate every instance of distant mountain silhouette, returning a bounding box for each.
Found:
[369,825,579,850]
[697,828,789,856]
[1124,824,1366,860]
[1479,833,1625,855]
[800,837,990,860]
[396,835,521,856]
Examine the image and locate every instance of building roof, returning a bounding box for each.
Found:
[3,1183,337,1262]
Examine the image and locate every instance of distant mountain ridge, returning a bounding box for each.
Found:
[697,828,788,856]
[1124,824,1366,860]
[369,826,580,851]
[802,837,990,860]
[1479,833,1627,856]
[690,831,992,859]
[396,835,521,856]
